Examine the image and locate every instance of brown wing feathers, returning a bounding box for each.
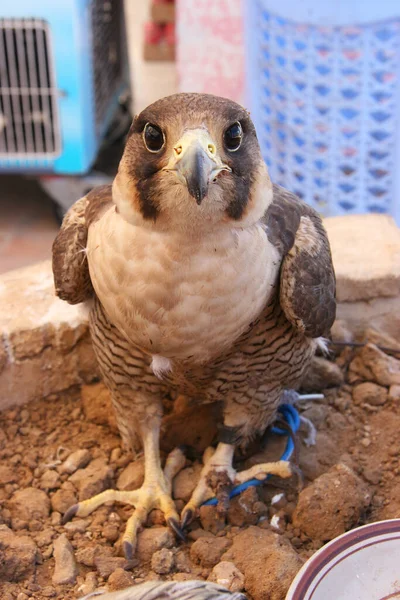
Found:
[52,184,112,305]
[265,184,336,338]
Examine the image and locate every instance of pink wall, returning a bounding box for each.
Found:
[176,0,245,105]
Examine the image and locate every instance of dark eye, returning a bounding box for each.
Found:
[143,123,165,152]
[224,121,243,151]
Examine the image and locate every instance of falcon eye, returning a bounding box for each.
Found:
[143,123,165,153]
[224,121,243,152]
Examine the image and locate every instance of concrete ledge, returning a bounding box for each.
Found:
[324,214,400,340]
[324,214,400,303]
[0,262,98,410]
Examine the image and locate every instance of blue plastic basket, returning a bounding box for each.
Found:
[245,0,400,222]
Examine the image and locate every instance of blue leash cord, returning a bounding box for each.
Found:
[203,404,300,506]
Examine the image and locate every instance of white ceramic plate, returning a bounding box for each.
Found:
[286,519,400,600]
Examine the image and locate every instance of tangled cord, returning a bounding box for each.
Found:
[203,402,301,506]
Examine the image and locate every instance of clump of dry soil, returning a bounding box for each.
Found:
[1,325,400,599]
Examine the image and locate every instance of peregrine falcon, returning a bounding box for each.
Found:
[52,93,336,558]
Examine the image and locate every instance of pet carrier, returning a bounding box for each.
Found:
[0,0,130,216]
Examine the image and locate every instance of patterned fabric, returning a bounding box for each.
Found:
[176,0,245,105]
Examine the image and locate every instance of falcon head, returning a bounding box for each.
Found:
[113,93,271,230]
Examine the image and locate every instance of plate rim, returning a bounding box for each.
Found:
[286,518,400,600]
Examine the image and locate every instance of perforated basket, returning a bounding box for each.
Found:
[245,0,400,222]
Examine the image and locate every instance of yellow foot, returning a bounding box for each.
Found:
[181,443,293,528]
[62,448,185,559]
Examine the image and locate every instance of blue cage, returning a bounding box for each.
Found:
[245,0,400,223]
[0,0,129,177]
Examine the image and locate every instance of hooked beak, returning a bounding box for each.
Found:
[163,129,231,205]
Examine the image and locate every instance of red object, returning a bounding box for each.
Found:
[144,21,164,44]
[165,23,175,46]
[152,0,174,4]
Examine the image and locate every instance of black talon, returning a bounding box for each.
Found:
[180,508,193,529]
[123,540,134,561]
[62,504,79,525]
[291,463,304,492]
[168,517,186,542]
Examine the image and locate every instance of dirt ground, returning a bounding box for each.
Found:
[1,328,400,599]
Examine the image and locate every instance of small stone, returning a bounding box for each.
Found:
[361,438,371,448]
[301,356,344,392]
[172,464,202,502]
[78,571,98,596]
[151,548,175,574]
[102,522,120,543]
[0,466,17,485]
[60,449,91,475]
[41,587,56,598]
[95,556,132,578]
[28,520,42,532]
[227,486,260,527]
[40,470,61,491]
[51,512,62,526]
[50,486,77,514]
[208,561,245,593]
[362,467,381,485]
[110,447,122,463]
[199,505,225,535]
[349,344,400,387]
[64,519,88,534]
[353,382,388,407]
[363,328,400,357]
[0,525,37,581]
[75,544,113,567]
[136,527,175,562]
[69,458,114,501]
[52,533,78,585]
[147,509,165,526]
[190,537,232,568]
[35,529,54,548]
[116,458,144,491]
[334,393,351,412]
[17,593,29,600]
[11,518,28,531]
[42,545,54,560]
[293,464,371,542]
[9,487,50,521]
[107,567,134,591]
[389,385,400,402]
[175,550,192,573]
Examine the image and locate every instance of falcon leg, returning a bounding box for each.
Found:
[62,420,185,559]
[181,441,292,526]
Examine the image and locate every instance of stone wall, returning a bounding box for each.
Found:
[1,214,400,410]
[324,214,400,339]
[0,262,98,410]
